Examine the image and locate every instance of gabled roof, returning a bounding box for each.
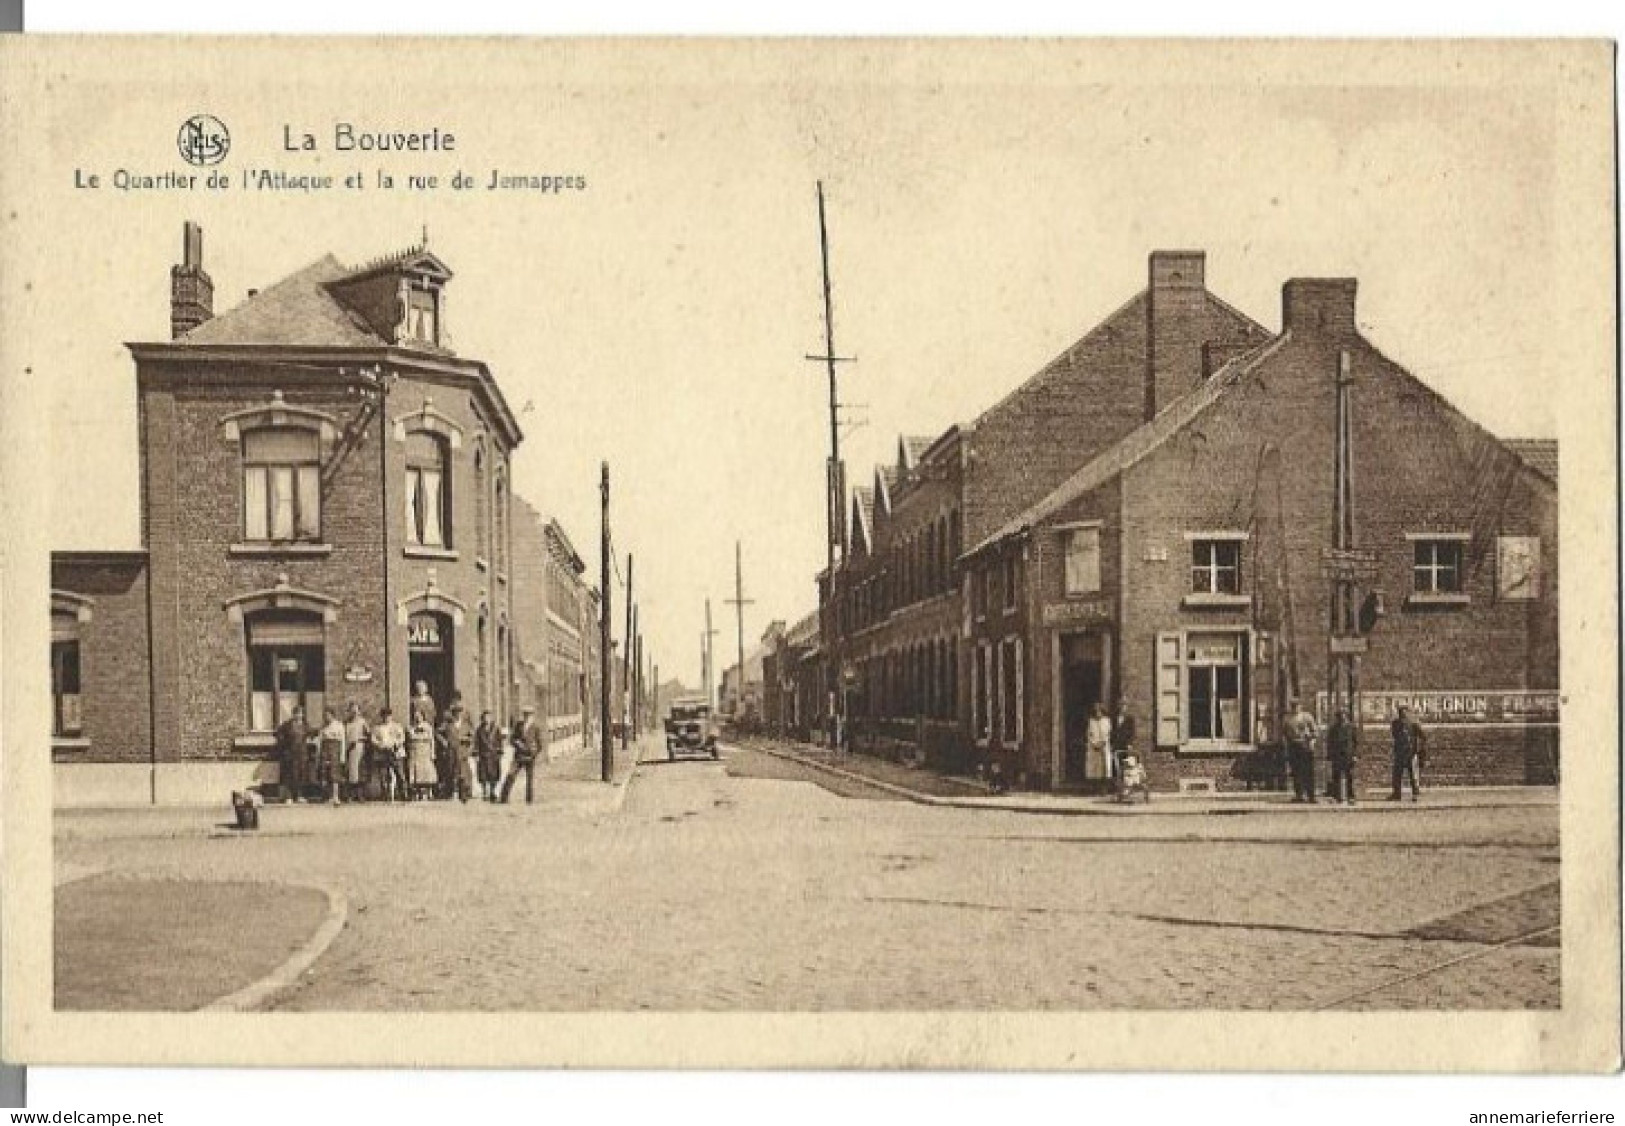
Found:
[1503,439,1558,483]
[873,464,899,516]
[899,434,935,470]
[850,485,876,554]
[178,255,386,348]
[966,335,1287,558]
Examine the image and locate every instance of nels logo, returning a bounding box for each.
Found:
[177,114,231,167]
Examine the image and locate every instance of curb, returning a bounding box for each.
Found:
[200,880,348,1013]
[743,741,1557,819]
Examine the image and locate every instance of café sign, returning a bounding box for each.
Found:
[407,614,444,651]
[1041,598,1112,628]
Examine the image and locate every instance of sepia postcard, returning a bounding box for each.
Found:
[0,36,1617,1072]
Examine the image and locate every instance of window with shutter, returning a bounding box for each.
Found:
[1155,631,1183,748]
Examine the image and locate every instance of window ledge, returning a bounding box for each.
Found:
[52,736,91,751]
[229,542,333,558]
[233,734,278,751]
[1181,593,1252,609]
[404,545,459,561]
[1178,741,1255,756]
[497,573,509,586]
[475,557,490,571]
[1406,592,1471,608]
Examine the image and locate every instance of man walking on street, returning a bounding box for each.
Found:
[1390,704,1427,802]
[1285,698,1319,804]
[1326,707,1357,805]
[501,703,543,804]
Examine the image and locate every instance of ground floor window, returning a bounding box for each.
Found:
[1000,637,1023,745]
[1184,631,1249,744]
[51,614,83,738]
[974,642,992,744]
[247,612,326,730]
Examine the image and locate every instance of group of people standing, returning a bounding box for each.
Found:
[1283,699,1430,805]
[274,681,548,806]
[1082,701,1142,799]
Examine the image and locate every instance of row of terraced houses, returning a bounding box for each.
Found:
[50,224,608,805]
[764,250,1558,794]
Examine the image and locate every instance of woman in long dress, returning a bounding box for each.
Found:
[1084,703,1114,793]
[406,717,438,801]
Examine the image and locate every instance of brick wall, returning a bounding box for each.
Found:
[51,555,152,764]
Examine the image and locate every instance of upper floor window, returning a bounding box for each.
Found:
[404,284,440,345]
[1191,539,1242,595]
[1064,525,1102,596]
[405,431,451,548]
[1003,554,1019,611]
[243,427,320,543]
[1413,537,1465,595]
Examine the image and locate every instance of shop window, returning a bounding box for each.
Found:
[1064,525,1102,596]
[246,611,326,732]
[405,431,452,548]
[1183,632,1249,745]
[1191,539,1242,595]
[51,613,83,738]
[243,427,320,543]
[1413,538,1464,595]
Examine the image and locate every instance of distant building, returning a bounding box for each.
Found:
[51,223,524,804]
[511,498,595,758]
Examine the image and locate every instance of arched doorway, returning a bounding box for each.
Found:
[407,610,456,715]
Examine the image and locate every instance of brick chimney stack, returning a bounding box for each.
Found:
[1145,250,1208,418]
[169,221,213,339]
[1282,278,1358,339]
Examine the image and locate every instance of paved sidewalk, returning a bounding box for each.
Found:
[745,737,1558,818]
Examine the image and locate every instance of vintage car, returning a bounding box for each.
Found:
[664,698,719,760]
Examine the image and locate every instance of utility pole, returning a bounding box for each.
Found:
[622,554,634,751]
[703,598,719,709]
[631,605,641,737]
[806,181,854,749]
[599,463,612,784]
[652,660,659,726]
[1324,349,1371,773]
[726,540,754,721]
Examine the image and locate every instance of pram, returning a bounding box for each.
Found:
[1115,750,1150,803]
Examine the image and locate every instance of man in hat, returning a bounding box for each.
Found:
[1284,698,1320,804]
[501,704,544,804]
[1389,704,1428,802]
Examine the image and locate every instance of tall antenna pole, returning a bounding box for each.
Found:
[599,463,612,783]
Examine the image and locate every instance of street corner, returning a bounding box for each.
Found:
[56,872,344,1012]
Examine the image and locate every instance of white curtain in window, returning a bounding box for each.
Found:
[244,466,269,541]
[405,470,421,544]
[296,465,320,539]
[422,470,444,546]
[269,467,295,540]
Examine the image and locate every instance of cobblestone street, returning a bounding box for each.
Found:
[55,743,1560,1012]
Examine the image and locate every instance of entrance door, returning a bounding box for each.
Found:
[1061,637,1104,786]
[407,611,455,715]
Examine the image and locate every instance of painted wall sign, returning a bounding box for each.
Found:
[1317,689,1560,727]
[1041,598,1112,628]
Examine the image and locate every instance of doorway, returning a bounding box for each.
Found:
[407,611,456,715]
[1059,631,1106,787]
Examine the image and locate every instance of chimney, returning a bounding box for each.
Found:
[169,221,214,339]
[1145,250,1208,417]
[1282,278,1357,339]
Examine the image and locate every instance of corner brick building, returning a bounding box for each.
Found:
[819,250,1557,792]
[961,277,1558,792]
[51,223,524,805]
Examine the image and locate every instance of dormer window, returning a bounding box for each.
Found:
[405,283,439,345]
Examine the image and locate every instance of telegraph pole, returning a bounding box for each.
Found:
[630,604,641,738]
[806,181,854,748]
[726,540,754,719]
[703,598,718,709]
[622,554,634,751]
[599,463,612,784]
